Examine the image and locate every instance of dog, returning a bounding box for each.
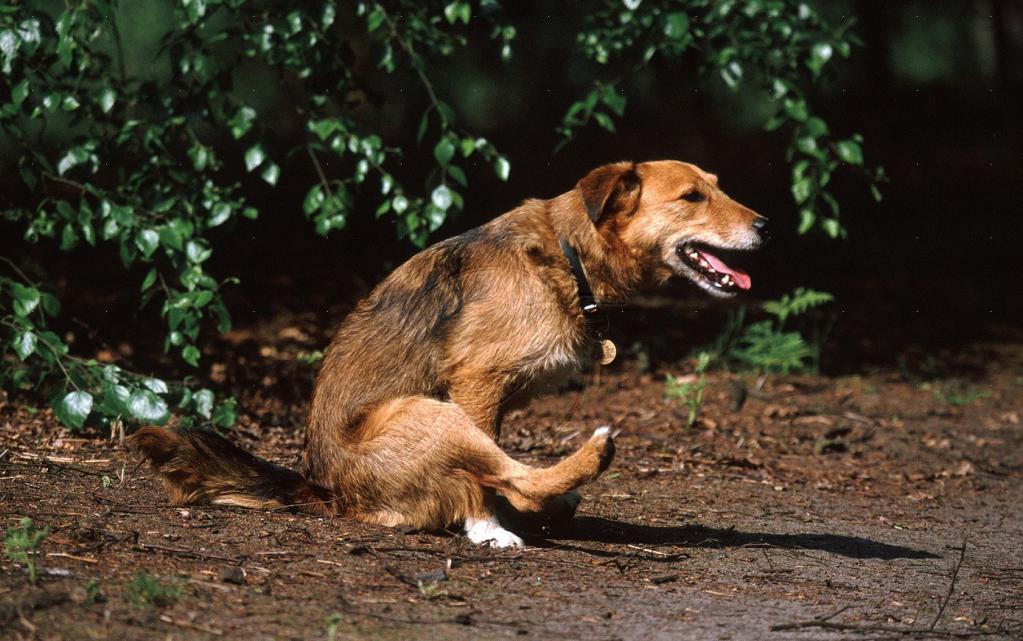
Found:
[129,160,765,548]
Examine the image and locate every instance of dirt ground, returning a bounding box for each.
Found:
[2,303,1022,641]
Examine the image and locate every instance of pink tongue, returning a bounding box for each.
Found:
[699,250,752,290]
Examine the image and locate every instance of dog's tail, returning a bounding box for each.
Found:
[127,426,340,515]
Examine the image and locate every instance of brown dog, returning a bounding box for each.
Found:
[129,160,765,547]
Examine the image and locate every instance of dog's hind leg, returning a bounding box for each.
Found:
[332,397,615,547]
[470,426,615,514]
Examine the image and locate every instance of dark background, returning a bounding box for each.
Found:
[4,0,1022,374]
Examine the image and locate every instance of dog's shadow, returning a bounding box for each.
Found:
[527,516,938,561]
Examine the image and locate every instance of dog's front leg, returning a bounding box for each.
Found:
[448,375,511,440]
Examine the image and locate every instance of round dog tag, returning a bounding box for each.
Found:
[599,339,616,365]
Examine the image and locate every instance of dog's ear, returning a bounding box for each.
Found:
[576,162,642,224]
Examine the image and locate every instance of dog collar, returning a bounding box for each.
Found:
[559,239,599,314]
[559,239,616,365]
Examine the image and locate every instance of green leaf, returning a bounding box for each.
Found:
[13,331,36,360]
[795,136,817,154]
[417,111,430,143]
[436,101,456,125]
[805,117,828,137]
[188,144,210,171]
[426,205,446,231]
[392,195,409,213]
[60,223,78,250]
[261,162,280,185]
[720,61,743,89]
[431,184,453,210]
[182,0,207,23]
[791,177,814,204]
[447,164,468,187]
[143,378,169,394]
[593,112,616,132]
[808,42,834,74]
[194,389,215,419]
[141,268,158,292]
[303,185,325,215]
[182,344,201,367]
[40,293,60,317]
[158,224,184,251]
[244,145,266,172]
[10,283,40,317]
[663,12,690,39]
[56,391,93,429]
[835,140,863,165]
[783,98,809,122]
[821,218,843,238]
[186,240,212,263]
[229,106,256,139]
[97,383,131,417]
[57,145,90,175]
[135,229,159,258]
[494,157,510,181]
[127,389,170,424]
[80,218,95,246]
[61,95,81,112]
[12,79,30,106]
[600,88,626,117]
[310,119,339,140]
[212,398,238,428]
[797,208,815,234]
[209,202,232,227]
[98,87,116,114]
[444,1,471,25]
[434,139,455,166]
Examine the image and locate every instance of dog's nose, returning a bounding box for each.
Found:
[752,216,768,232]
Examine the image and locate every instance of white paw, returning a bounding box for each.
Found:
[464,516,524,549]
[593,426,610,437]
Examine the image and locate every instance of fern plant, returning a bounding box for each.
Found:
[707,288,834,374]
[4,517,49,584]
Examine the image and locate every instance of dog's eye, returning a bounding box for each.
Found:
[680,191,705,203]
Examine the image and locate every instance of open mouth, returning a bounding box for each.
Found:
[677,242,753,293]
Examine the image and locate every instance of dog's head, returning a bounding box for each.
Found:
[577,160,766,297]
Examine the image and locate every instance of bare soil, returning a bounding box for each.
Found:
[2,305,1022,641]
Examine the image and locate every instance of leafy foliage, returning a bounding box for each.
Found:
[0,265,235,432]
[4,517,49,585]
[706,288,834,373]
[560,0,885,237]
[0,1,872,430]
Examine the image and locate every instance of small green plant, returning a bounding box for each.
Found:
[83,577,105,604]
[125,572,182,607]
[935,382,994,406]
[326,612,343,641]
[666,352,711,428]
[4,517,49,584]
[706,288,834,374]
[296,350,325,366]
[416,580,449,599]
